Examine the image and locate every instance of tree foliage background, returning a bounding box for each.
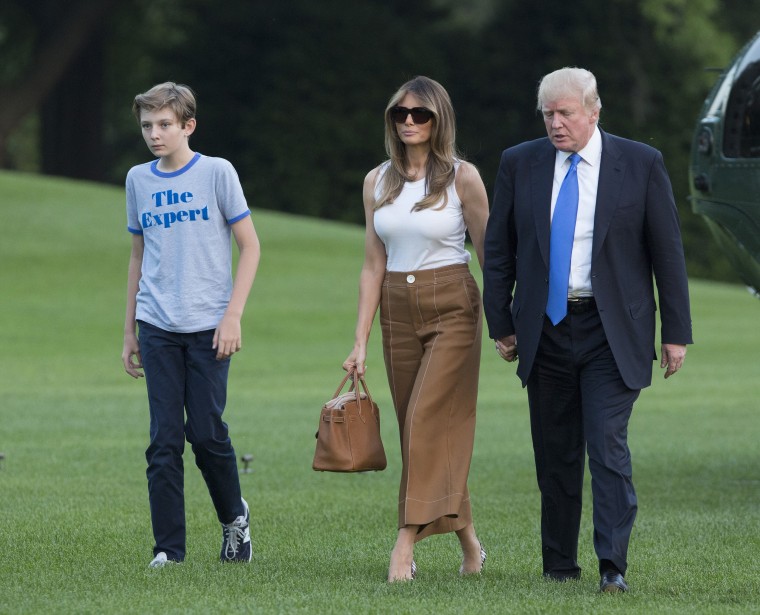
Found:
[1,0,758,281]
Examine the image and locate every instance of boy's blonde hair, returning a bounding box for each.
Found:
[132,82,196,125]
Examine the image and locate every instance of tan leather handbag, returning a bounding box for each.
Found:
[313,370,387,472]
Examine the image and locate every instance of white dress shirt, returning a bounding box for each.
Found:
[550,126,602,298]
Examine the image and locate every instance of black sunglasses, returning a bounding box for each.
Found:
[389,106,434,124]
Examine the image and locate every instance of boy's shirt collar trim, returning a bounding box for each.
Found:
[150,152,202,178]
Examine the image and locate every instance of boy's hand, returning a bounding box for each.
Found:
[213,314,242,360]
[122,333,144,378]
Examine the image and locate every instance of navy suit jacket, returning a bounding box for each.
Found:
[483,130,693,390]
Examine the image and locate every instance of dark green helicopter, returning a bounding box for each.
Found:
[690,30,760,298]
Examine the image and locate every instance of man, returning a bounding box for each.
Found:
[482,67,692,593]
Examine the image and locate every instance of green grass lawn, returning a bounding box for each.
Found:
[1,169,758,614]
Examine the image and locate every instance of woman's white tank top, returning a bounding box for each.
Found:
[373,162,471,272]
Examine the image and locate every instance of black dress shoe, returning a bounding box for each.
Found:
[543,570,581,582]
[599,570,628,593]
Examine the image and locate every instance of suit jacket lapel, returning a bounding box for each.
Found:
[531,141,556,268]
[593,131,626,261]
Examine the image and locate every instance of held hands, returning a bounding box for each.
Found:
[661,343,687,379]
[213,313,243,360]
[495,335,518,363]
[122,332,144,379]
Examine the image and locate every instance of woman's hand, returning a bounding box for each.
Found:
[343,344,368,376]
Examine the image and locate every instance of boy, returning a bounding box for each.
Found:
[121,82,260,568]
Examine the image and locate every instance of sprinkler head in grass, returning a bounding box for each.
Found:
[241,453,253,473]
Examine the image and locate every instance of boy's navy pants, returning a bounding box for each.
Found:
[138,320,244,561]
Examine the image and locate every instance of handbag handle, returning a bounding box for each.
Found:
[332,369,375,420]
[332,369,355,399]
[353,370,375,406]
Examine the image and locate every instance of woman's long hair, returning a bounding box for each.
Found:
[375,76,460,211]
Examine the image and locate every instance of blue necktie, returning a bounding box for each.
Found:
[547,152,581,325]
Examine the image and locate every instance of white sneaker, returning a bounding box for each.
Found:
[149,552,169,568]
[220,498,251,562]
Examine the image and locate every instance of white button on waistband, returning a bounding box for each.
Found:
[406,274,415,283]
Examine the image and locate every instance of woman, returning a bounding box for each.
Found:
[343,76,489,582]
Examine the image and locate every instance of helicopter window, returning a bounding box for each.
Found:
[723,61,760,158]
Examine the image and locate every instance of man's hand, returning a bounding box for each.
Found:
[661,343,687,379]
[495,335,518,362]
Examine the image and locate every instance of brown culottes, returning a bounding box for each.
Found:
[380,263,482,541]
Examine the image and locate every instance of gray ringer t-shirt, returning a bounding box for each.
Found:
[126,153,251,333]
